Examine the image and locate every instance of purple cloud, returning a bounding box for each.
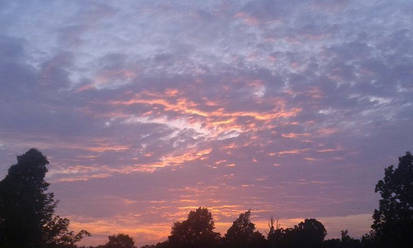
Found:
[1,0,412,246]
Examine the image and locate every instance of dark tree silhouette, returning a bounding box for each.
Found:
[267,217,278,248]
[323,230,361,248]
[372,151,413,247]
[360,231,377,248]
[104,234,136,248]
[224,210,266,248]
[267,218,326,248]
[168,207,220,248]
[0,148,89,248]
[339,230,361,248]
[140,241,169,248]
[293,218,326,248]
[267,217,292,248]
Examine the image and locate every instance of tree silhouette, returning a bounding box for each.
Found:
[360,231,377,248]
[0,148,89,248]
[103,234,136,248]
[267,217,279,248]
[323,230,362,248]
[340,230,361,248]
[372,151,413,247]
[267,217,293,248]
[140,241,169,248]
[168,207,220,248]
[293,218,326,248]
[224,210,266,248]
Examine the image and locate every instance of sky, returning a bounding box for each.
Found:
[0,0,412,246]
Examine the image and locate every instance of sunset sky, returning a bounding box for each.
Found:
[0,0,412,246]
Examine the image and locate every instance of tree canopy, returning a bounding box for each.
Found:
[372,151,413,247]
[266,218,326,248]
[103,234,136,248]
[293,218,326,248]
[0,148,89,248]
[224,210,266,248]
[168,207,220,248]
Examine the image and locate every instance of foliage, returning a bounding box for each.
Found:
[0,149,89,248]
[372,152,413,247]
[267,218,326,248]
[141,241,169,248]
[168,207,220,248]
[359,231,377,248]
[339,230,361,248]
[224,210,266,248]
[267,217,282,248]
[101,234,136,248]
[293,218,327,248]
[322,230,361,248]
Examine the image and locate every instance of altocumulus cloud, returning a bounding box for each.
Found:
[0,0,412,246]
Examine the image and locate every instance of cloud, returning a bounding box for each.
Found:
[1,0,413,246]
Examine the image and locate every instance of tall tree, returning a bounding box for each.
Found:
[224,210,266,248]
[168,207,220,248]
[372,151,413,247]
[0,148,89,248]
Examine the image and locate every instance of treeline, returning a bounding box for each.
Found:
[82,208,368,248]
[1,149,412,248]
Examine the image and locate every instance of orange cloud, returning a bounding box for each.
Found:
[278,148,309,156]
[70,215,171,247]
[73,212,372,247]
[49,148,213,182]
[111,93,299,122]
[317,147,341,153]
[86,145,129,153]
[109,91,301,146]
[281,133,311,139]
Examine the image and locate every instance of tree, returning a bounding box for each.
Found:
[267,217,295,248]
[360,231,377,248]
[267,217,280,248]
[323,230,361,248]
[372,151,413,247]
[104,234,136,248]
[224,210,266,248]
[340,230,361,248]
[140,241,168,248]
[267,218,326,248]
[293,218,326,248]
[0,148,89,248]
[168,207,220,248]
